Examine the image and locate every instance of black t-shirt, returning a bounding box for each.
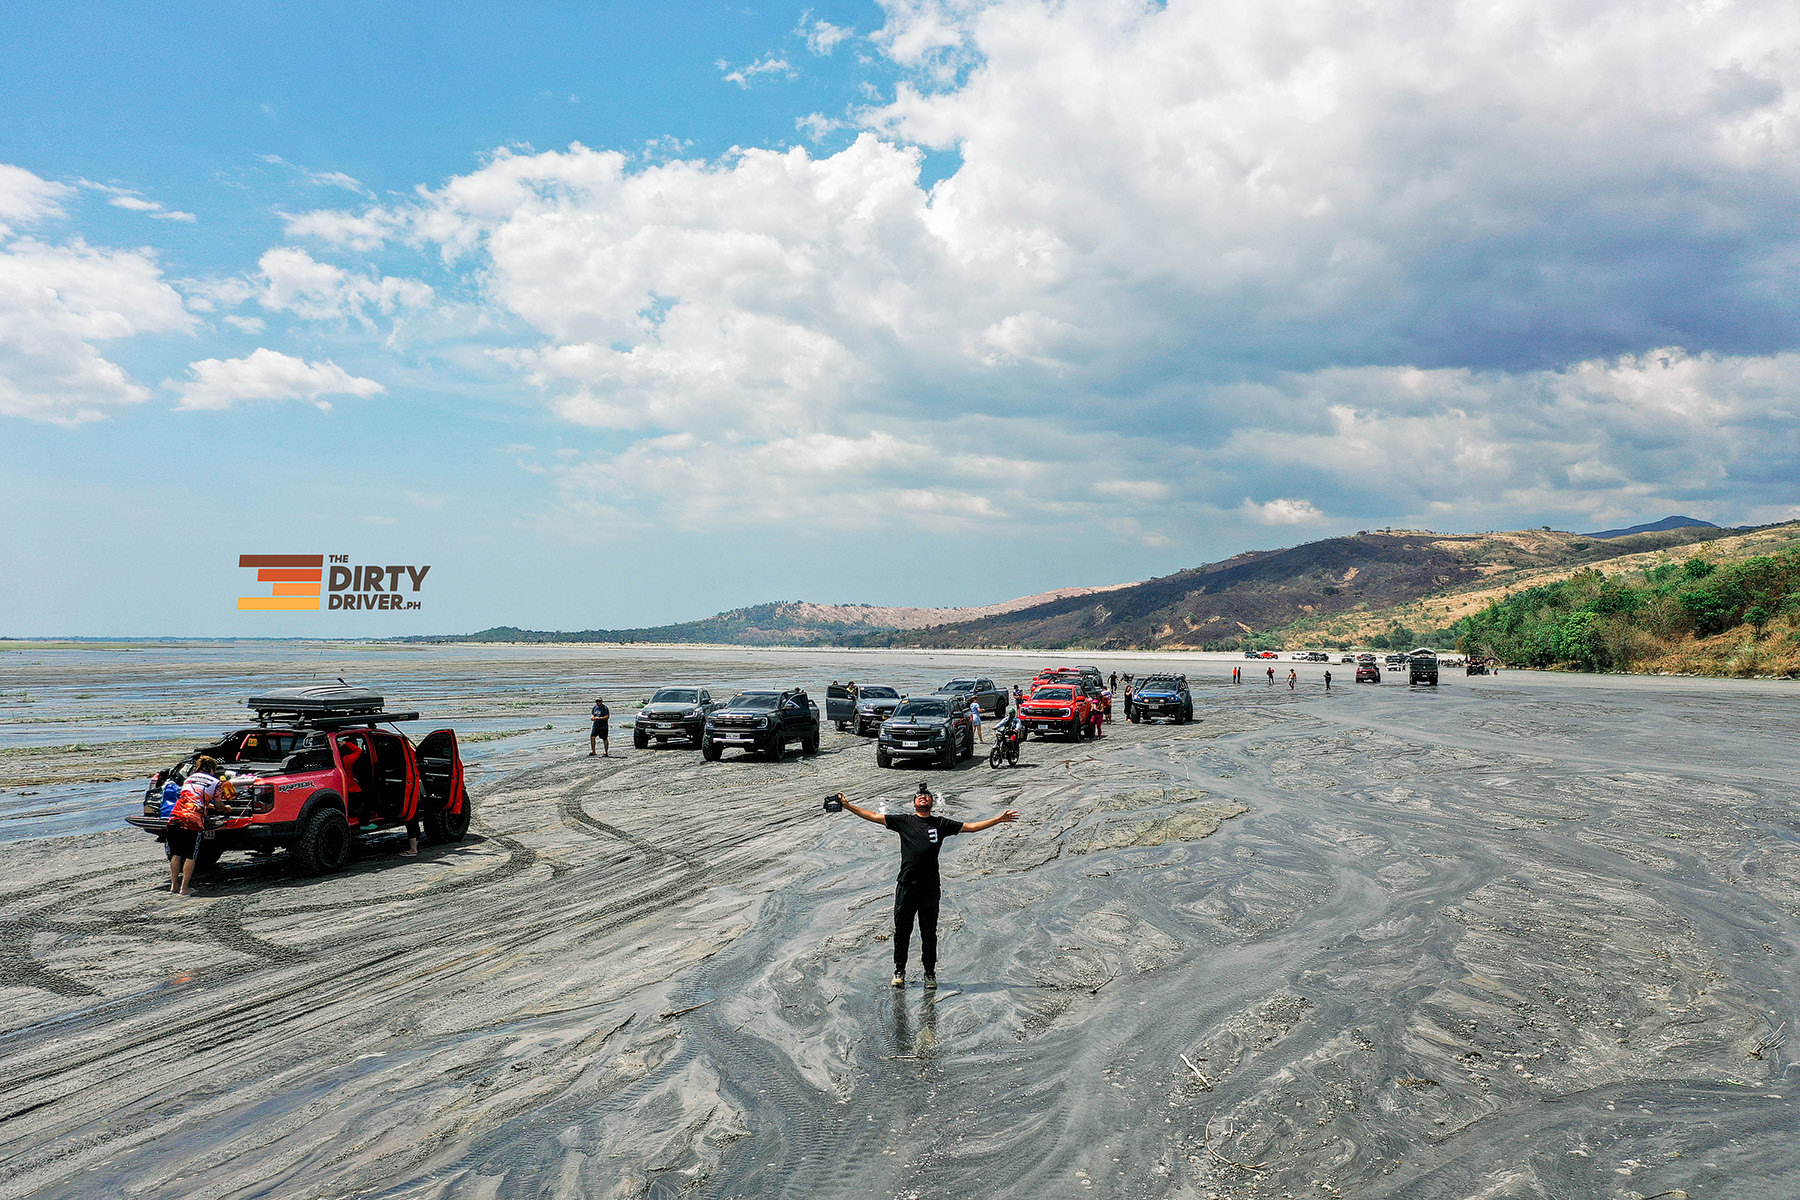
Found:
[885,812,965,888]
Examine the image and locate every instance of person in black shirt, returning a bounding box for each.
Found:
[831,782,1018,988]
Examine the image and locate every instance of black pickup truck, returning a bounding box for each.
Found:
[701,689,820,760]
[876,694,975,769]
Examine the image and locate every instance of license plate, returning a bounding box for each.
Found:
[722,736,752,743]
[902,740,921,748]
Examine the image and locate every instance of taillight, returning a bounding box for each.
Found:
[252,784,275,814]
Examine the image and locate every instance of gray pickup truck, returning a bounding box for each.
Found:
[633,685,721,748]
[701,689,820,761]
[937,677,1009,718]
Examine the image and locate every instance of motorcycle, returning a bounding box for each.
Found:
[988,716,1023,768]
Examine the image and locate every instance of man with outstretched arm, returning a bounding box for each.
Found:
[830,783,1019,989]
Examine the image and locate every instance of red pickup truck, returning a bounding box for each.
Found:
[1017,682,1093,740]
[128,686,470,875]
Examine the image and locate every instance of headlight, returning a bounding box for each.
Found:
[755,716,770,728]
[683,709,701,718]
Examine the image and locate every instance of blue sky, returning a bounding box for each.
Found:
[4,0,1799,636]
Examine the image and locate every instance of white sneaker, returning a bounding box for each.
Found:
[891,972,904,988]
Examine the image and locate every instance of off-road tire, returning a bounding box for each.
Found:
[767,736,784,761]
[989,744,1004,769]
[802,730,820,755]
[960,729,974,760]
[702,740,721,762]
[1006,742,1019,767]
[195,841,224,872]
[1129,710,1140,724]
[293,807,351,875]
[940,737,956,768]
[424,797,471,844]
[877,746,892,769]
[633,728,648,750]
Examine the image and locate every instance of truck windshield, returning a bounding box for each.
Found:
[725,694,779,710]
[940,680,976,692]
[860,686,899,699]
[1034,687,1074,701]
[893,700,948,719]
[651,689,699,703]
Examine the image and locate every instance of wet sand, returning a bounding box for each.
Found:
[1,645,1797,1199]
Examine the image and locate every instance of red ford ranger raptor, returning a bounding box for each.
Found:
[1017,682,1094,741]
[128,686,470,875]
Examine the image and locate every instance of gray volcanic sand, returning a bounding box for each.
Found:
[1,645,1798,1199]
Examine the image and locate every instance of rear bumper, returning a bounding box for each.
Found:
[127,816,299,848]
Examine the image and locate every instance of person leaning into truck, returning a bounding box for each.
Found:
[830,784,1019,989]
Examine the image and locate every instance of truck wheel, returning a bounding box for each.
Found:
[195,841,224,872]
[1129,710,1140,723]
[702,741,721,762]
[424,797,472,844]
[293,807,351,875]
[877,747,892,769]
[767,737,784,761]
[633,728,648,750]
[803,731,819,755]
[960,730,974,760]
[940,738,956,768]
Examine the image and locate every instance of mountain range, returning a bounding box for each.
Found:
[439,518,1754,650]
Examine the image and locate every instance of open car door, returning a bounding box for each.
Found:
[415,729,471,844]
[825,684,854,727]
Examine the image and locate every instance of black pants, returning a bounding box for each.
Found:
[893,882,941,973]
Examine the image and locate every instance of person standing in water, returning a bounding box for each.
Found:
[830,784,1019,988]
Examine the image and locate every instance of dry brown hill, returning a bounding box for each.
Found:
[842,524,1745,650]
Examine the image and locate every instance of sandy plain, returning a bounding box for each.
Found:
[0,643,1797,1200]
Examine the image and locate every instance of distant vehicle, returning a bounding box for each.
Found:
[633,685,720,749]
[1290,652,1309,660]
[1129,674,1193,724]
[1260,651,1279,659]
[701,689,820,761]
[877,694,974,768]
[1355,663,1381,683]
[1340,655,1356,664]
[1466,657,1492,676]
[1408,648,1440,686]
[128,686,468,876]
[1307,652,1331,662]
[1244,650,1263,659]
[937,677,1009,717]
[1356,653,1377,664]
[851,685,906,736]
[1018,683,1092,740]
[1385,653,1408,670]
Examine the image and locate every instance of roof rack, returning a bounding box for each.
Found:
[247,686,417,729]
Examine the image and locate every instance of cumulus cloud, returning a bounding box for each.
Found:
[258,0,1800,540]
[0,168,194,424]
[0,163,71,237]
[799,15,854,55]
[257,247,433,323]
[166,348,384,411]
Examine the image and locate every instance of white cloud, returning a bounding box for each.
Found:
[82,183,197,223]
[166,348,384,411]
[258,154,369,195]
[257,247,433,323]
[0,163,71,237]
[280,208,398,252]
[722,55,795,88]
[800,15,854,55]
[264,0,1800,540]
[0,212,194,425]
[1243,498,1325,525]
